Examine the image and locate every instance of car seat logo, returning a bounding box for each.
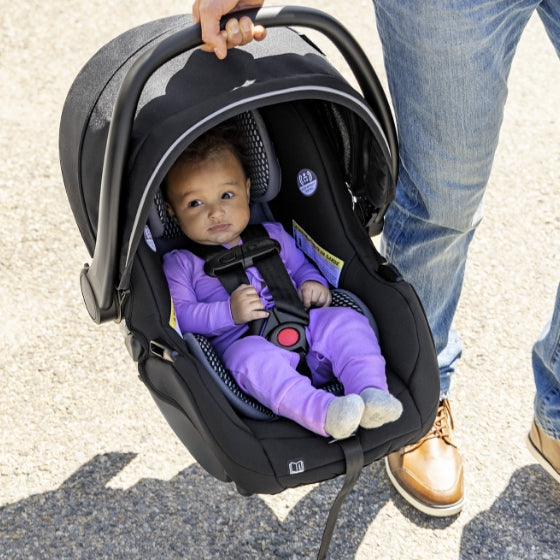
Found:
[297,168,318,196]
[288,459,305,475]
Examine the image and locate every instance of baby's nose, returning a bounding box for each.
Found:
[208,203,225,218]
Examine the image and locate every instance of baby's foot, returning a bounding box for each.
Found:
[324,394,365,440]
[359,388,403,429]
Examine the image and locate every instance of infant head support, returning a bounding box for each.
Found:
[147,110,281,250]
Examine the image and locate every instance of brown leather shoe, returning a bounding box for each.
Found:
[527,420,560,484]
[385,399,464,516]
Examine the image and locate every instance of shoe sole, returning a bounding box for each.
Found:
[526,434,560,484]
[384,457,464,517]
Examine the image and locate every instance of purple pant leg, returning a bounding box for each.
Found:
[306,307,388,394]
[222,336,335,436]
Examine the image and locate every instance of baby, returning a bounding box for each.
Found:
[162,122,402,439]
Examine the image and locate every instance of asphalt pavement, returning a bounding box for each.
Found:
[1,1,559,558]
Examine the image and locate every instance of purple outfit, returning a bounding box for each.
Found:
[163,222,386,436]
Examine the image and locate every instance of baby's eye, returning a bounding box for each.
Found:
[188,200,202,208]
[222,191,234,200]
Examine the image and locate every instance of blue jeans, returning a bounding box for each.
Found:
[373,0,560,439]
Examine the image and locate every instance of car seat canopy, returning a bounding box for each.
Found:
[59,15,395,288]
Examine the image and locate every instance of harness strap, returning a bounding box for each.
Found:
[317,436,364,560]
[187,225,310,358]
[202,225,280,294]
[241,225,306,315]
[241,225,308,342]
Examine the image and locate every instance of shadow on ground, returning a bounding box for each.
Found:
[2,455,559,559]
[0,453,392,559]
[459,465,560,560]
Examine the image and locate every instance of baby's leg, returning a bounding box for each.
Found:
[307,307,402,429]
[307,307,387,392]
[222,336,362,438]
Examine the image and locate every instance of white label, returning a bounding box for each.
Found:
[288,459,305,475]
[297,168,318,197]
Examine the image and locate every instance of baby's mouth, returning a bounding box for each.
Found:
[209,223,229,232]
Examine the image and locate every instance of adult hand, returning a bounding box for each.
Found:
[230,284,269,324]
[192,0,267,59]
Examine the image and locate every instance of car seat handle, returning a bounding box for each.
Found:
[250,6,398,173]
[83,6,397,323]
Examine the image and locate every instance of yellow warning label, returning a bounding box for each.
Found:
[169,297,178,330]
[292,221,344,287]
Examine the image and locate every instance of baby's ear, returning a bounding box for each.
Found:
[245,177,251,199]
[165,202,178,222]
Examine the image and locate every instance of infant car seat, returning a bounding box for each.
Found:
[59,7,439,558]
[149,109,382,421]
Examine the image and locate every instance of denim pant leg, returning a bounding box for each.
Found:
[372,0,535,397]
[533,285,560,439]
[533,0,560,439]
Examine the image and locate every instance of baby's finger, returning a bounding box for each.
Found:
[250,309,269,320]
[246,294,266,310]
[233,283,253,293]
[301,290,313,310]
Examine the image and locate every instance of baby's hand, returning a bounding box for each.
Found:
[230,284,269,324]
[298,281,332,310]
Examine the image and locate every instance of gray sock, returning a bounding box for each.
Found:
[359,388,403,429]
[324,394,365,440]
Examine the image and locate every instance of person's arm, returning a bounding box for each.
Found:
[191,0,267,59]
[164,250,269,335]
[163,250,234,336]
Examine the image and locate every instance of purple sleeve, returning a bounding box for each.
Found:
[264,223,328,289]
[163,250,235,337]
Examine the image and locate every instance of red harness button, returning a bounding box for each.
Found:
[277,327,300,347]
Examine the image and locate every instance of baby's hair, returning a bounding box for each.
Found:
[162,119,249,200]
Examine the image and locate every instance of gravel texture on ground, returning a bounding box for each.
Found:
[1,2,559,558]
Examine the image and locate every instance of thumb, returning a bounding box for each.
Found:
[193,1,229,59]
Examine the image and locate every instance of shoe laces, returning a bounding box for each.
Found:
[406,399,456,452]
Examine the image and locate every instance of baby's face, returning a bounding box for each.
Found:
[166,149,251,246]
